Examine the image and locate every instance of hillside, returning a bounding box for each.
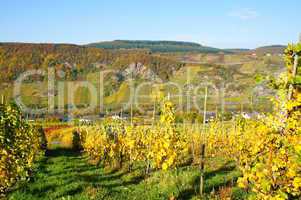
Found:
[0,42,182,82]
[87,40,222,53]
[0,42,285,116]
[223,45,286,55]
[224,48,251,53]
[87,40,287,55]
[253,45,286,55]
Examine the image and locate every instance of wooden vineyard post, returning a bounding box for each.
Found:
[152,98,156,126]
[200,86,208,197]
[286,34,300,122]
[130,71,134,127]
[220,86,225,134]
[200,143,206,197]
[288,35,300,100]
[1,95,4,104]
[130,101,133,126]
[203,87,208,129]
[288,54,299,100]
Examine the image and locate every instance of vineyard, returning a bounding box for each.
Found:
[0,43,300,200]
[0,104,47,194]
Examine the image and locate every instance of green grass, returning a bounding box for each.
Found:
[8,147,246,200]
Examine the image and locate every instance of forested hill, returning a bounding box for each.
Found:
[253,45,286,55]
[87,40,222,53]
[0,42,183,82]
[0,41,287,83]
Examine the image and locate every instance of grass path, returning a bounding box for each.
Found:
[9,148,145,200]
[8,148,245,200]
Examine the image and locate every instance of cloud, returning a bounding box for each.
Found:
[228,8,259,20]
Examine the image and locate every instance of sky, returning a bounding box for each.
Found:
[0,0,300,49]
